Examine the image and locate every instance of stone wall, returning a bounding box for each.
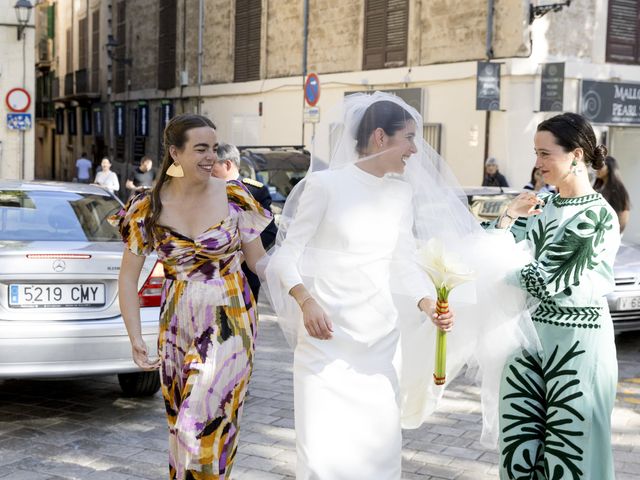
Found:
[127,0,160,91]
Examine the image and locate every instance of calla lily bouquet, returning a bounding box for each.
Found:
[416,238,475,385]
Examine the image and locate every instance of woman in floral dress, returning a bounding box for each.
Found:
[113,114,272,479]
[491,113,620,480]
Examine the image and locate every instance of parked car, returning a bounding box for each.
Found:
[0,180,162,396]
[463,186,640,333]
[238,146,310,222]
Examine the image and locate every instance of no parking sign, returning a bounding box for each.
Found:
[304,73,320,107]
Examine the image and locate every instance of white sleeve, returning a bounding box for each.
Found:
[109,172,120,192]
[391,206,434,306]
[268,173,328,293]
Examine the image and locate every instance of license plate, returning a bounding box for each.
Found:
[9,283,106,308]
[617,296,640,311]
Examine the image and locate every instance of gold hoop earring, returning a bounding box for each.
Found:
[166,162,184,177]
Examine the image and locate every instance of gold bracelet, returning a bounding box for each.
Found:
[503,209,517,221]
[297,295,313,309]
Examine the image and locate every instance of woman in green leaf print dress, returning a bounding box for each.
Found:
[491,113,620,480]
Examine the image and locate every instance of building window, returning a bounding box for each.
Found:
[234,0,261,83]
[363,0,409,70]
[114,1,126,94]
[66,27,72,72]
[158,0,177,90]
[606,0,639,64]
[91,10,100,92]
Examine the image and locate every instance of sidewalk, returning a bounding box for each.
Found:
[233,314,640,479]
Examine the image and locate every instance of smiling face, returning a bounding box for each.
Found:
[381,120,418,174]
[534,130,580,186]
[170,126,218,181]
[100,159,111,171]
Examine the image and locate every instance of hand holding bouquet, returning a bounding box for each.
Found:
[417,239,474,385]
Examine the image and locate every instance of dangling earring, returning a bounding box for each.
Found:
[571,159,583,176]
[166,162,184,177]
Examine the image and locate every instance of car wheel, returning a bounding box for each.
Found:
[117,371,161,397]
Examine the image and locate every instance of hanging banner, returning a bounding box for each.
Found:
[476,62,501,111]
[67,107,77,135]
[136,101,149,137]
[160,100,173,131]
[55,108,64,134]
[114,102,125,137]
[581,80,640,125]
[82,107,92,135]
[540,62,564,112]
[93,106,103,137]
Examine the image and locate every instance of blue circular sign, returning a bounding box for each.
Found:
[305,73,320,107]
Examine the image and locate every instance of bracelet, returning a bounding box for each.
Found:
[503,209,517,221]
[297,295,314,309]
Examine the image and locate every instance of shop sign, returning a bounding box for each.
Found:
[476,62,500,111]
[581,80,640,125]
[540,63,564,112]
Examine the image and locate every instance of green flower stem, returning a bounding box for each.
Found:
[433,287,450,385]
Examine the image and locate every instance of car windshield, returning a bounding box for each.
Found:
[0,189,122,242]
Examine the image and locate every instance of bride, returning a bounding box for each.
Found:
[264,92,538,479]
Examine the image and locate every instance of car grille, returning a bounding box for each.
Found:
[615,276,637,286]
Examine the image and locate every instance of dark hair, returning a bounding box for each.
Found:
[536,112,607,169]
[528,167,538,185]
[355,100,413,154]
[147,114,216,240]
[593,156,631,214]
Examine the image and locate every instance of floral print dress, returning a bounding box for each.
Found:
[113,181,272,479]
[488,193,620,480]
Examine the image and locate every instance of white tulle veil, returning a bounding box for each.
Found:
[261,91,540,447]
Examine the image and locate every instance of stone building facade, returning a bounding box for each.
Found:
[37,0,640,232]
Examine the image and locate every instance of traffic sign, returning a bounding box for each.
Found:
[304,73,320,107]
[5,88,31,112]
[7,113,32,130]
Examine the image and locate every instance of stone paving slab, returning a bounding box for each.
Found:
[0,310,638,479]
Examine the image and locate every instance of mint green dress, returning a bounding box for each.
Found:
[490,193,620,480]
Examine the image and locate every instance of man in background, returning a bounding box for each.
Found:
[75,152,92,183]
[126,156,156,196]
[212,142,278,299]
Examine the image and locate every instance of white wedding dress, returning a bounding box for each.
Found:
[269,164,431,479]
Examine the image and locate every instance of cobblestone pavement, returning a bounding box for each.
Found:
[0,310,639,480]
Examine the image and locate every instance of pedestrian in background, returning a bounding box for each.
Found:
[93,157,120,195]
[75,152,92,183]
[492,112,619,480]
[212,142,277,299]
[523,166,555,193]
[125,156,156,195]
[482,157,509,187]
[594,155,631,232]
[112,114,271,479]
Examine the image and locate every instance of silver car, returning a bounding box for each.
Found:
[465,186,640,334]
[0,181,161,396]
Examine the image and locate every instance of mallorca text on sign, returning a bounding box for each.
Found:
[476,62,500,111]
[581,80,640,125]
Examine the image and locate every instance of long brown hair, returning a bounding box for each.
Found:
[147,113,216,241]
[594,155,631,215]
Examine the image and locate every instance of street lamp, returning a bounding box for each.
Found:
[105,34,133,65]
[14,0,33,41]
[529,1,571,24]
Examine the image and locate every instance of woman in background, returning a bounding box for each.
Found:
[594,155,631,232]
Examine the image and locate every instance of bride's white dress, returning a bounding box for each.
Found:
[270,164,430,479]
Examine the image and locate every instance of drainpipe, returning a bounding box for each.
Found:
[483,0,495,171]
[196,0,203,114]
[301,0,309,146]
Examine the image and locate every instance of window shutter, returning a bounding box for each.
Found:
[66,27,72,71]
[91,10,99,92]
[606,0,639,64]
[234,0,261,82]
[78,17,88,69]
[363,0,408,70]
[158,0,177,89]
[115,1,126,94]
